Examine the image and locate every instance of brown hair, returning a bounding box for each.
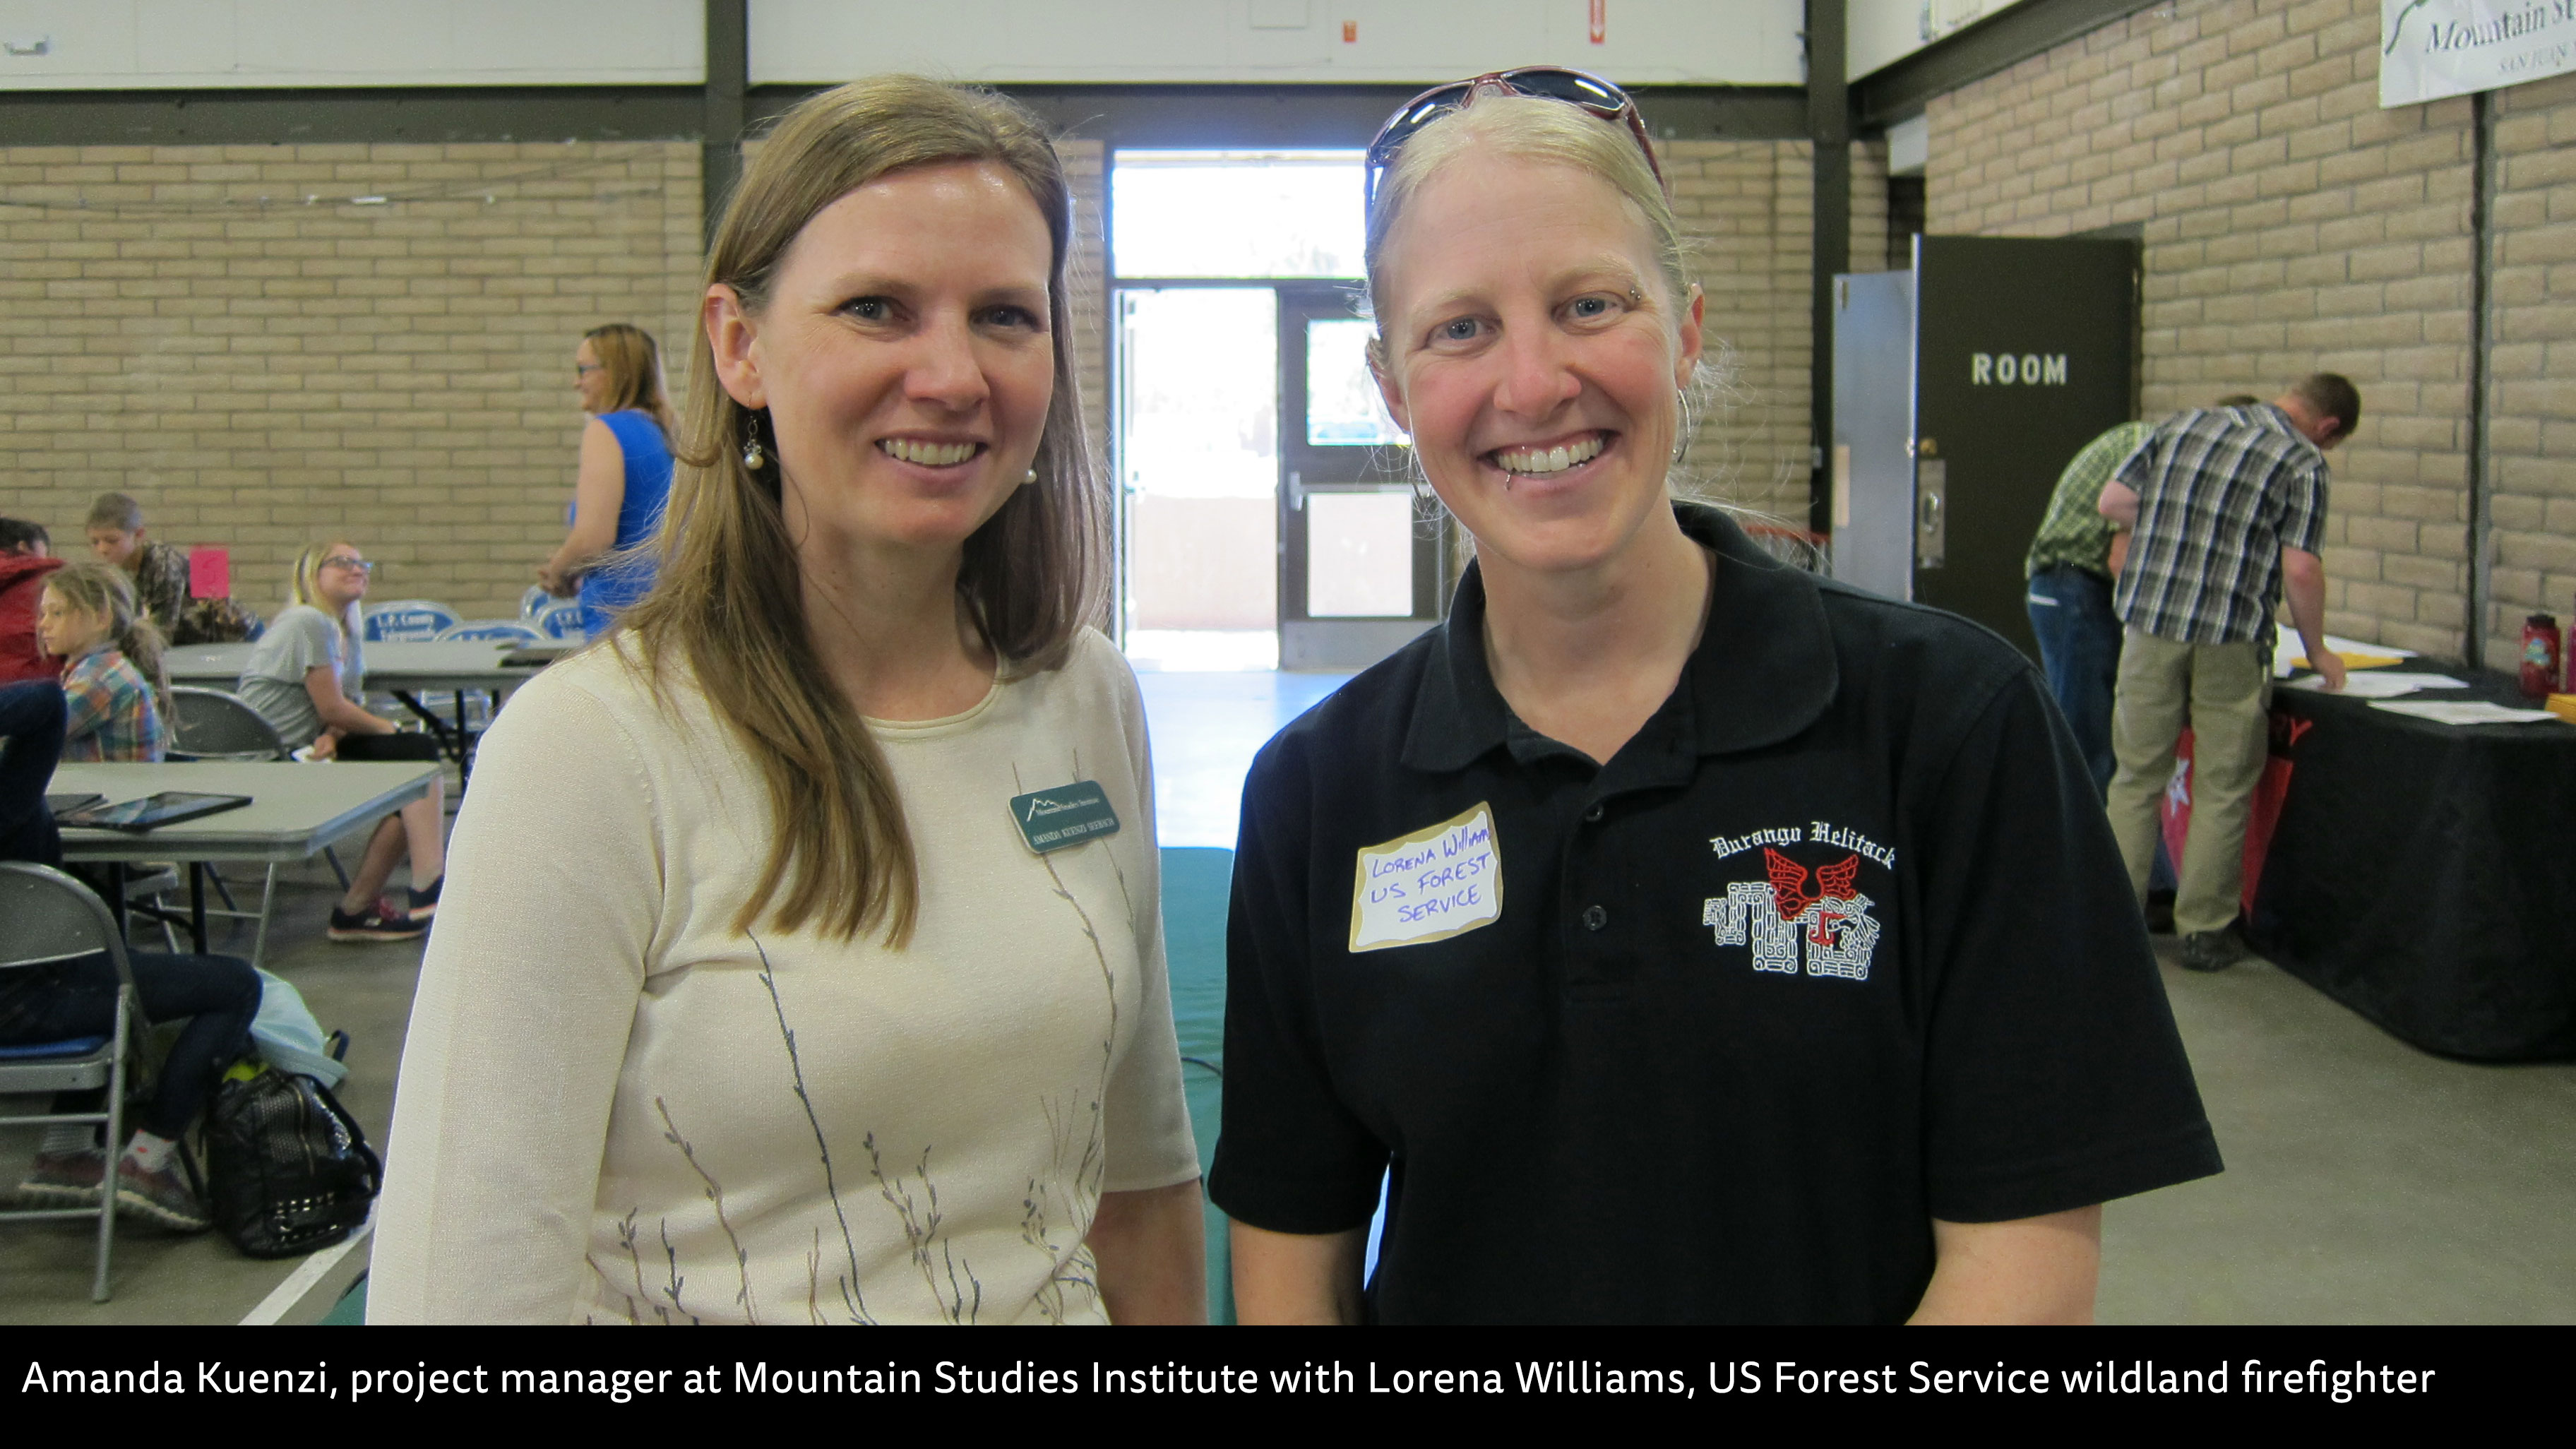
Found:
[85,491,145,533]
[44,557,171,723]
[581,323,676,439]
[621,74,1105,946]
[2287,372,2361,441]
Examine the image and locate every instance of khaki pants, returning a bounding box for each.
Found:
[2104,629,2270,937]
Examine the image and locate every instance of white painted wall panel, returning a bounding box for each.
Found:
[749,0,1803,87]
[0,0,704,88]
[1848,0,2032,83]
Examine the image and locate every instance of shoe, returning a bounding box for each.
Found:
[113,1157,209,1232]
[2178,929,2248,973]
[328,898,426,942]
[15,1149,106,1208]
[405,875,442,919]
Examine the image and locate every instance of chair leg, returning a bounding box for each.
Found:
[249,863,278,970]
[205,867,240,913]
[93,994,131,1304]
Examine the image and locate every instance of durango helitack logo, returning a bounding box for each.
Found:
[1701,822,1893,981]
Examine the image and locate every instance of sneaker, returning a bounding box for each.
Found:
[328,898,426,942]
[405,875,442,920]
[113,1157,209,1232]
[15,1149,106,1208]
[2178,929,2248,974]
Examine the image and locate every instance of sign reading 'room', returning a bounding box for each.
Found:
[1970,352,2068,386]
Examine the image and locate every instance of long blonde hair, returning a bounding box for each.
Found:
[287,540,364,643]
[582,322,676,438]
[622,75,1107,946]
[44,558,172,722]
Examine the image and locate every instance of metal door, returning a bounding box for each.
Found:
[1276,283,1445,671]
[1910,234,2137,660]
[1830,268,1919,603]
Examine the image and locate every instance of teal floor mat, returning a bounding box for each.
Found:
[1161,846,1236,1325]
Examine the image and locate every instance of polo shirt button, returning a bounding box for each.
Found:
[1583,804,1604,823]
[1582,904,1608,931]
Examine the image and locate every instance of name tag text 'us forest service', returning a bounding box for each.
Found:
[1349,803,1503,953]
[1010,782,1120,854]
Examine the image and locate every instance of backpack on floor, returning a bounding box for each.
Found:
[205,1060,382,1260]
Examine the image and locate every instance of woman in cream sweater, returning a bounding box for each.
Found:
[372,77,1203,1324]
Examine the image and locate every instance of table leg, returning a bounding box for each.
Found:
[187,861,209,953]
[105,861,129,943]
[390,688,462,762]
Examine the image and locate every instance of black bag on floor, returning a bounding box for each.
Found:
[205,1061,382,1260]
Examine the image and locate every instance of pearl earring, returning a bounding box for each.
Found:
[740,414,767,470]
[1022,467,1037,485]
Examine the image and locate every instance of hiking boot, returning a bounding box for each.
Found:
[405,875,442,920]
[114,1157,209,1232]
[2178,929,2248,974]
[328,898,425,942]
[15,1149,105,1208]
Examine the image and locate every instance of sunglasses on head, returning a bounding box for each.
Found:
[1365,66,1665,212]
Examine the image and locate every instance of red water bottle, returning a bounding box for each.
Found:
[2523,614,2561,698]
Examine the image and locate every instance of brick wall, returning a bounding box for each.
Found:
[2487,73,2576,662]
[1664,138,1820,525]
[0,141,703,623]
[1924,0,2496,657]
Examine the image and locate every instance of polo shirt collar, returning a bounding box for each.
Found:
[1400,502,1839,773]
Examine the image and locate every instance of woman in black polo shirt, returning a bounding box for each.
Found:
[1208,71,2220,1324]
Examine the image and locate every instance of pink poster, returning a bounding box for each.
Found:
[188,547,231,600]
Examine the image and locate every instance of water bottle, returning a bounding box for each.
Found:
[2522,614,2561,698]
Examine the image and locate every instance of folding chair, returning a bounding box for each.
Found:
[165,686,343,967]
[0,862,143,1302]
[532,599,587,640]
[359,600,458,643]
[434,620,544,732]
[520,585,554,620]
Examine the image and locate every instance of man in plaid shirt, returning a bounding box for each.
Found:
[2096,374,2359,973]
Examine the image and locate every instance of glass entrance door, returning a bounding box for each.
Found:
[1277,284,1445,671]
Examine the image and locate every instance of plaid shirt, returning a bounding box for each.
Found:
[2111,404,2328,645]
[2027,420,2152,579]
[59,646,170,763]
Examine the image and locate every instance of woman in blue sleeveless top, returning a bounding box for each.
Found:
[540,323,676,636]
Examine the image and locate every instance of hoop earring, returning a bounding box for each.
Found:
[1671,386,1694,466]
[740,413,767,471]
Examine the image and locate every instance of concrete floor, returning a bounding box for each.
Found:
[5,667,2572,1323]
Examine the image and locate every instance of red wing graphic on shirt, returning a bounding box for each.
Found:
[1763,848,1861,922]
[1710,848,1881,980]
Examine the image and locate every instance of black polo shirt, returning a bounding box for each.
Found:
[1208,503,2220,1324]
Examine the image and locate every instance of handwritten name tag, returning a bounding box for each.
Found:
[1348,803,1504,953]
[1010,781,1121,854]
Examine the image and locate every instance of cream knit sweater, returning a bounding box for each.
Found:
[370,629,1197,1324]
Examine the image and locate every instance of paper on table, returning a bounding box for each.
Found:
[2371,699,2565,726]
[2282,670,2467,698]
[2274,624,2419,676]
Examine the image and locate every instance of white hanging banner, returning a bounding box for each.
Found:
[2382,1,2576,107]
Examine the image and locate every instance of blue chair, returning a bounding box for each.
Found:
[360,600,458,643]
[535,602,589,640]
[519,585,554,620]
[0,862,141,1302]
[434,620,544,729]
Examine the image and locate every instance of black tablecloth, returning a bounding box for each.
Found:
[2246,669,2576,1061]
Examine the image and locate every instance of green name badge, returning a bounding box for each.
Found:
[1010,781,1121,854]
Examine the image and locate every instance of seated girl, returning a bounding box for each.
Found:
[1,678,261,1232]
[236,542,446,943]
[37,560,172,763]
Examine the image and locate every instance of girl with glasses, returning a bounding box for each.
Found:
[372,76,1202,1325]
[235,541,446,941]
[540,324,676,636]
[1210,72,2219,1324]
